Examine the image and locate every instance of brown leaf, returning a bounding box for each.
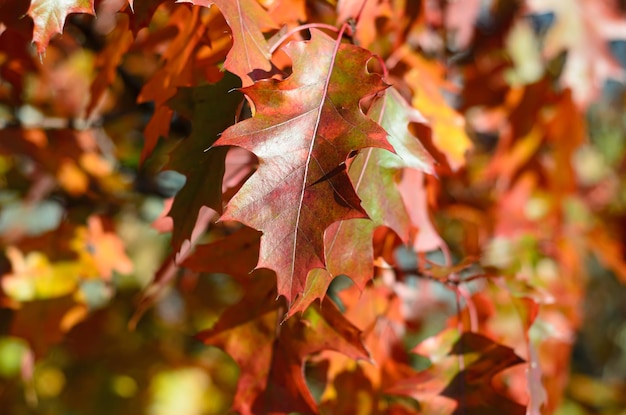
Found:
[390,330,526,415]
[182,226,262,279]
[197,273,369,415]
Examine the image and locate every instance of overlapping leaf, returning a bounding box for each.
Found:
[324,88,434,283]
[213,29,392,303]
[389,330,526,415]
[197,273,369,415]
[289,87,435,314]
[137,5,216,162]
[166,73,243,251]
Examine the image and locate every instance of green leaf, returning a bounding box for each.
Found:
[166,72,243,251]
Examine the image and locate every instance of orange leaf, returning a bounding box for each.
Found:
[28,0,95,54]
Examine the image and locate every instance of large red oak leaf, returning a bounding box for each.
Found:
[213,29,392,303]
[28,0,95,54]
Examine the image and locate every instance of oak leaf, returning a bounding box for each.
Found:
[197,273,369,415]
[289,87,435,314]
[324,87,434,282]
[28,0,95,54]
[213,29,392,303]
[166,73,243,251]
[389,330,526,415]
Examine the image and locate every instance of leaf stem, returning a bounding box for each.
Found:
[354,0,369,24]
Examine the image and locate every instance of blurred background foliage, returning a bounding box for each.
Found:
[1,0,626,414]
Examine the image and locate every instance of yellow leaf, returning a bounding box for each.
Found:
[1,247,79,301]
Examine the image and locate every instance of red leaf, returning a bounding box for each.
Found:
[289,88,435,314]
[214,30,392,303]
[28,0,95,54]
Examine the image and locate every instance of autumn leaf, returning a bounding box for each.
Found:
[71,216,133,280]
[86,13,134,118]
[389,330,526,415]
[287,91,429,313]
[10,295,78,358]
[213,29,392,303]
[398,48,472,171]
[197,273,369,415]
[1,247,80,302]
[28,0,95,54]
[182,226,261,280]
[327,87,434,275]
[317,281,418,412]
[178,0,277,85]
[166,73,243,251]
[289,87,435,313]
